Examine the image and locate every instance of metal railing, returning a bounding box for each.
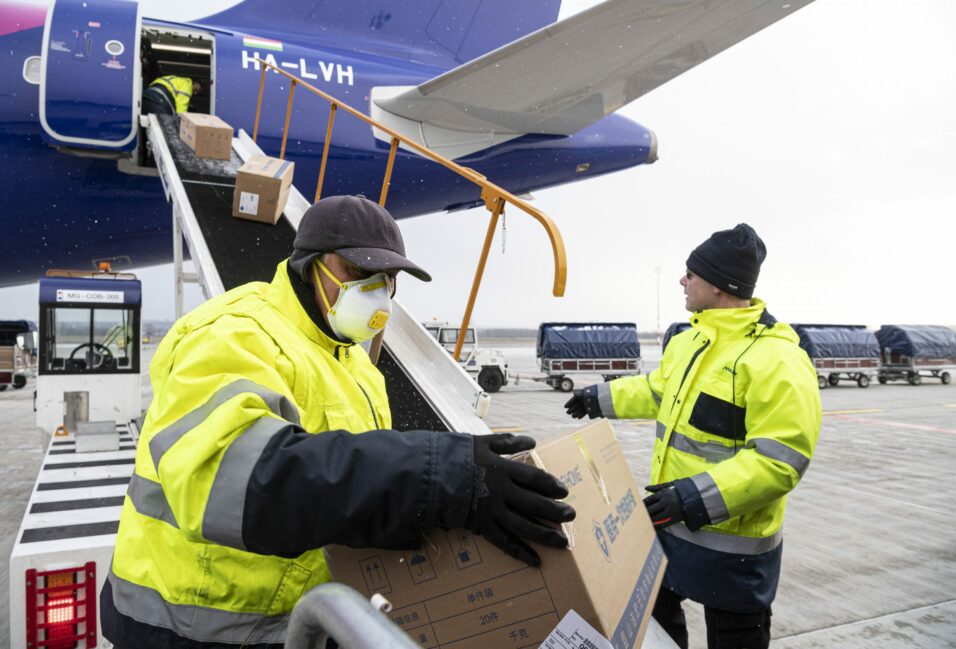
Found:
[284,583,418,649]
[251,62,567,361]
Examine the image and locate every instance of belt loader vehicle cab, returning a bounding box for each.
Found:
[35,268,142,432]
[10,267,142,649]
[423,321,510,393]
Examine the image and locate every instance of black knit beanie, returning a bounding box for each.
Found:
[686,223,766,299]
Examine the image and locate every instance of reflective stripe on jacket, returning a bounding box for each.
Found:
[150,75,192,113]
[105,260,474,646]
[596,299,820,611]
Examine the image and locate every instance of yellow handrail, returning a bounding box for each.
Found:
[251,62,567,362]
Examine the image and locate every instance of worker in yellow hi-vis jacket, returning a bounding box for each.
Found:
[142,75,200,114]
[565,224,821,649]
[101,195,576,649]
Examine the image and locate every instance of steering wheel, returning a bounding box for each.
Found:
[68,342,114,370]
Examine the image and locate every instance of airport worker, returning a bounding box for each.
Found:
[564,223,820,649]
[101,195,575,649]
[142,75,200,114]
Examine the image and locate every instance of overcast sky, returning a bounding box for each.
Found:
[2,0,954,331]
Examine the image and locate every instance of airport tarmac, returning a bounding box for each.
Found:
[1,341,954,648]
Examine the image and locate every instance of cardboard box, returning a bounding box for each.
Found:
[325,420,666,649]
[231,155,295,224]
[179,112,233,160]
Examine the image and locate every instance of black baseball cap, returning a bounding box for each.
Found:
[288,195,431,282]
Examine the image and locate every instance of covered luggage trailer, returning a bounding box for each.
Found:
[876,325,956,385]
[792,324,880,389]
[535,322,641,392]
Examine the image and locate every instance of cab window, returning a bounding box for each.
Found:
[41,305,138,374]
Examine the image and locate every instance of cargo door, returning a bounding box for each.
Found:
[40,0,141,150]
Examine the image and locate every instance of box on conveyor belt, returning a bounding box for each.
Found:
[324,419,666,649]
[232,155,295,225]
[178,112,233,160]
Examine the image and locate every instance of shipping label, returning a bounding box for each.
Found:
[539,609,613,649]
[239,192,260,215]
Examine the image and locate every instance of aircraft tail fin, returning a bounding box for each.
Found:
[198,0,560,66]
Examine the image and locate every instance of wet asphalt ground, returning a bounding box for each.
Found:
[2,341,954,647]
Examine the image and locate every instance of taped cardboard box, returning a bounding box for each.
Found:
[325,420,666,649]
[232,155,295,224]
[179,112,233,160]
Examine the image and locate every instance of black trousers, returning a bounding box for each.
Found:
[652,587,771,649]
[142,86,175,115]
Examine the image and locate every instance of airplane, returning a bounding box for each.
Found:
[0,0,813,288]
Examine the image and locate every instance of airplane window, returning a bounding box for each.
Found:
[22,56,41,85]
[105,40,125,57]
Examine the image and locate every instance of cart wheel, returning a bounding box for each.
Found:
[878,374,888,384]
[828,373,840,386]
[477,368,505,393]
[559,377,574,392]
[0,385,7,392]
[942,372,951,385]
[817,375,827,390]
[13,375,26,389]
[908,372,922,386]
[857,375,870,388]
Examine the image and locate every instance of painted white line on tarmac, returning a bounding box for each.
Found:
[774,598,956,641]
[819,481,955,517]
[831,415,956,435]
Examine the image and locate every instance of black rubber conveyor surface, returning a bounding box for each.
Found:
[159,115,295,290]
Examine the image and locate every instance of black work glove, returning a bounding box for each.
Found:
[643,482,685,529]
[466,434,576,566]
[564,384,601,419]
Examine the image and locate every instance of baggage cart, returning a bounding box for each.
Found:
[792,324,880,389]
[533,322,641,392]
[875,325,956,385]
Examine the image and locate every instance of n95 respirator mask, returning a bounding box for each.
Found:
[312,260,392,343]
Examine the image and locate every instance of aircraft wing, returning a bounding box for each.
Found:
[375,0,814,135]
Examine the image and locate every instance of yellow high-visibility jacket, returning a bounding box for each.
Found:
[596,300,820,612]
[102,261,474,647]
[149,75,193,113]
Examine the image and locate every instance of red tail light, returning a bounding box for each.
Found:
[25,562,97,649]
